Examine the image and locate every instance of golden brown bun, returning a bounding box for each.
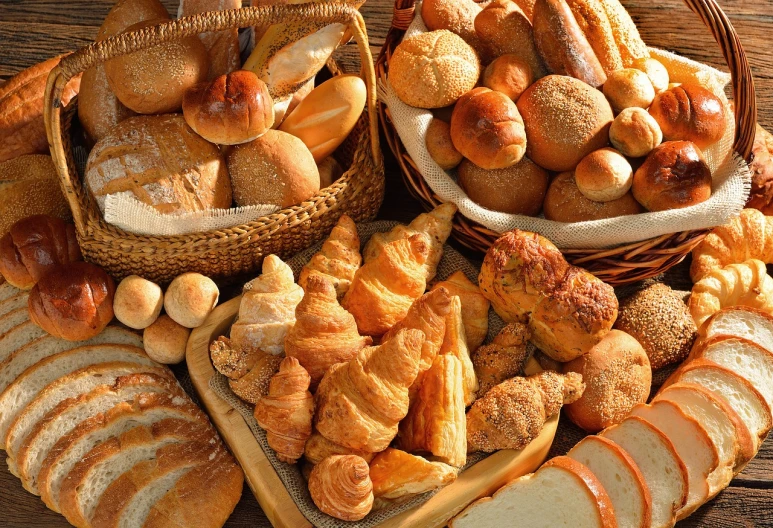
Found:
[389,30,480,109]
[482,54,534,101]
[564,0,623,74]
[421,0,485,52]
[28,262,116,341]
[426,119,463,170]
[574,147,633,202]
[177,0,242,80]
[747,124,773,215]
[227,129,320,208]
[648,83,726,149]
[609,107,663,158]
[113,275,163,330]
[144,314,191,364]
[318,157,344,189]
[513,0,537,19]
[0,155,71,238]
[97,0,169,39]
[450,87,527,170]
[105,19,209,114]
[517,75,614,171]
[631,57,669,93]
[563,329,651,432]
[602,68,655,113]
[532,0,607,88]
[164,272,219,328]
[85,114,232,214]
[183,70,274,145]
[544,171,643,222]
[632,141,712,212]
[458,157,548,215]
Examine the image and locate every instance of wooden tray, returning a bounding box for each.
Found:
[187,295,558,528]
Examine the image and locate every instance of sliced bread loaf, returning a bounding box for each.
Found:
[450,456,617,528]
[0,281,21,302]
[629,401,719,517]
[0,291,28,318]
[568,435,651,528]
[0,307,28,336]
[0,321,47,364]
[697,306,773,354]
[600,416,688,528]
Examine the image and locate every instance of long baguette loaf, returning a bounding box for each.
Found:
[564,0,623,74]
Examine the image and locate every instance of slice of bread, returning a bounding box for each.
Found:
[697,306,773,355]
[600,416,688,528]
[0,345,158,444]
[629,401,718,518]
[0,291,28,318]
[0,281,21,302]
[0,326,144,395]
[0,307,28,336]
[450,456,616,528]
[0,321,47,364]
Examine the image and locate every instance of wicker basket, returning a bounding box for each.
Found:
[376,0,756,285]
[43,4,383,284]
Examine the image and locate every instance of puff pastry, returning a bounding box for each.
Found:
[369,448,457,507]
[304,431,375,466]
[309,455,374,521]
[299,214,362,299]
[471,322,531,398]
[210,336,283,404]
[439,296,478,406]
[431,270,490,351]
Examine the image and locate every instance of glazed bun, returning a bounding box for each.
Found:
[517,75,614,172]
[482,54,534,102]
[113,275,163,330]
[632,141,712,211]
[574,148,633,202]
[426,118,463,170]
[648,83,726,149]
[544,171,643,222]
[458,157,549,215]
[602,68,655,114]
[450,87,527,170]
[609,107,663,158]
[631,57,669,93]
[183,70,274,145]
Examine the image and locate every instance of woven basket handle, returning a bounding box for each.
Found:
[44,3,379,234]
[379,0,756,159]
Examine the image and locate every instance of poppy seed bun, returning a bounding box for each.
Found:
[458,157,548,215]
[543,171,643,222]
[517,75,614,171]
[389,30,480,109]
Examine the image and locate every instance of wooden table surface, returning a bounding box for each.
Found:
[0,0,771,526]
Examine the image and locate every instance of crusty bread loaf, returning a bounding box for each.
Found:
[0,292,29,320]
[0,321,47,366]
[0,280,20,302]
[178,0,242,79]
[564,0,623,74]
[597,0,649,66]
[96,0,170,39]
[0,308,28,337]
[543,171,643,222]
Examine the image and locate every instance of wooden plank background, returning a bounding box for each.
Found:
[0,0,771,526]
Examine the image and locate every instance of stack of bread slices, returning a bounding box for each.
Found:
[0,279,243,528]
[451,305,773,528]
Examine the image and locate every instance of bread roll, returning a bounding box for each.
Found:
[426,119,463,170]
[747,124,773,215]
[458,157,548,215]
[602,68,655,113]
[183,70,274,145]
[97,0,169,38]
[0,215,82,290]
[144,314,191,364]
[517,75,614,171]
[532,0,607,87]
[178,0,242,80]
[575,148,633,202]
[482,54,534,101]
[564,0,623,74]
[609,107,662,157]
[164,272,219,328]
[450,87,527,170]
[631,57,669,93]
[544,171,643,222]
[85,114,232,214]
[0,155,71,238]
[632,141,712,212]
[648,83,726,149]
[597,0,649,66]
[113,275,163,329]
[227,130,320,208]
[105,19,210,114]
[28,262,116,341]
[389,30,480,109]
[318,157,344,189]
[421,0,485,52]
[280,75,367,163]
[564,329,652,432]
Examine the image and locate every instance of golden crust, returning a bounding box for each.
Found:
[431,271,490,351]
[308,455,373,521]
[369,448,457,504]
[472,322,530,398]
[298,214,362,300]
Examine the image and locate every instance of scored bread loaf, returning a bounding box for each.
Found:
[564,0,623,74]
[597,0,649,66]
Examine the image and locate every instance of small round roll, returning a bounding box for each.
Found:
[143,314,191,364]
[574,148,633,202]
[458,157,548,215]
[425,118,463,170]
[648,83,726,149]
[602,68,655,114]
[164,272,219,328]
[317,157,344,189]
[609,107,663,158]
[543,172,643,222]
[113,275,163,330]
[631,57,669,93]
[482,54,533,101]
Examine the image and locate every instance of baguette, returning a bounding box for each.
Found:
[597,0,649,65]
[564,0,623,73]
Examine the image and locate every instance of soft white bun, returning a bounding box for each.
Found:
[631,57,669,94]
[143,314,191,364]
[113,275,163,329]
[575,148,633,202]
[609,107,663,158]
[602,68,655,114]
[164,272,219,328]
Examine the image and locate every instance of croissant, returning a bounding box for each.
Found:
[689,258,773,328]
[369,448,457,507]
[397,354,467,467]
[285,274,372,389]
[439,295,478,406]
[466,371,585,452]
[431,270,490,350]
[690,209,773,282]
[309,455,374,521]
[304,431,375,466]
[363,203,456,282]
[210,336,283,404]
[230,255,304,355]
[298,214,362,299]
[254,357,315,463]
[315,328,425,452]
[343,234,431,336]
[471,322,531,398]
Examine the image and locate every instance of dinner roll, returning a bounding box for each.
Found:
[564,329,652,432]
[543,171,643,222]
[144,314,191,364]
[389,30,480,108]
[113,275,163,330]
[227,129,320,208]
[164,272,219,328]
[421,0,484,51]
[482,54,534,101]
[631,57,669,93]
[602,68,655,113]
[458,157,548,215]
[575,148,633,202]
[450,87,527,170]
[426,118,463,170]
[183,70,274,145]
[517,75,614,171]
[648,83,726,149]
[632,141,712,211]
[105,19,209,114]
[609,107,663,157]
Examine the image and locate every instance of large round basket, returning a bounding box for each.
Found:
[376,0,756,286]
[44,4,383,284]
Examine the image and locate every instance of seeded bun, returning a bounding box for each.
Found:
[543,171,643,222]
[574,147,633,202]
[458,157,548,215]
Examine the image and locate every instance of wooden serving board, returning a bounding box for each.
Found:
[187,295,558,528]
